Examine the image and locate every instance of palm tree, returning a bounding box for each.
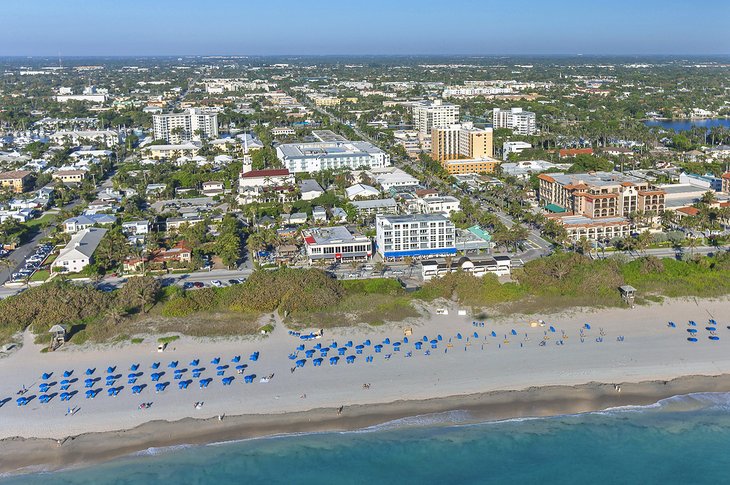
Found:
[104,306,127,325]
[686,235,700,257]
[574,236,592,255]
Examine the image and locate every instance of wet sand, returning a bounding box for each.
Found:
[3,373,730,475]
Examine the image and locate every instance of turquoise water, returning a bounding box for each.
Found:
[644,118,730,131]
[5,393,730,484]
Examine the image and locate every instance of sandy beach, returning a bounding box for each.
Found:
[1,297,730,473]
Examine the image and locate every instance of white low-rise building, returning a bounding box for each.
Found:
[303,226,372,263]
[502,141,533,160]
[276,141,390,173]
[346,183,380,200]
[417,195,461,215]
[50,130,120,148]
[368,167,419,190]
[53,227,107,273]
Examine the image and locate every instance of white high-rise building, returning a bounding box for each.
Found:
[152,108,219,144]
[492,107,537,135]
[412,100,460,135]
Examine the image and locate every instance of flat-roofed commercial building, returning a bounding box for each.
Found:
[376,214,456,260]
[276,141,390,173]
[303,226,372,263]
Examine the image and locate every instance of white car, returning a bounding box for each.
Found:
[211,280,224,288]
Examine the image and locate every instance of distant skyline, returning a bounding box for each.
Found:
[2,0,729,57]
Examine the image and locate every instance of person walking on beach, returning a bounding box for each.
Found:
[337,405,344,415]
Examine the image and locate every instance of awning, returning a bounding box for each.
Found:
[544,203,567,213]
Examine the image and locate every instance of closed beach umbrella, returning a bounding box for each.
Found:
[511,329,517,336]
[491,331,497,337]
[549,326,556,333]
[585,324,591,330]
[687,329,697,334]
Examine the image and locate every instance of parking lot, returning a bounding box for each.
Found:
[9,243,54,283]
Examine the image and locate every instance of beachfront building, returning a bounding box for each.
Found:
[275,141,390,173]
[152,108,219,143]
[375,213,456,260]
[0,170,33,193]
[538,171,666,241]
[538,172,666,218]
[52,227,107,273]
[412,99,460,135]
[431,122,493,162]
[492,108,536,135]
[302,226,372,263]
[421,256,511,281]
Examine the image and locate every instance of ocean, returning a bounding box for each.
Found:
[4,392,730,484]
[644,118,730,132]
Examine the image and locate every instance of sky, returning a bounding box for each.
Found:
[1,0,729,57]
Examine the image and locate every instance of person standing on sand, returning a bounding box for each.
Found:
[337,405,344,415]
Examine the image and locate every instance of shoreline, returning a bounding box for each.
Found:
[3,373,730,475]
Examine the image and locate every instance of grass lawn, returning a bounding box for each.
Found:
[30,270,50,282]
[24,213,55,229]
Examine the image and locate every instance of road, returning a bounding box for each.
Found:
[0,198,83,286]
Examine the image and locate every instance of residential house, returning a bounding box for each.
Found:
[52,227,107,273]
[63,214,117,233]
[299,179,325,201]
[201,181,225,196]
[312,206,328,223]
[52,169,86,184]
[346,183,380,200]
[121,220,151,236]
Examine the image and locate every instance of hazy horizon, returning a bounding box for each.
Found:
[2,0,728,57]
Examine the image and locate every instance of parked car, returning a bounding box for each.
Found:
[228,279,241,285]
[183,282,194,290]
[211,280,224,288]
[193,282,205,288]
